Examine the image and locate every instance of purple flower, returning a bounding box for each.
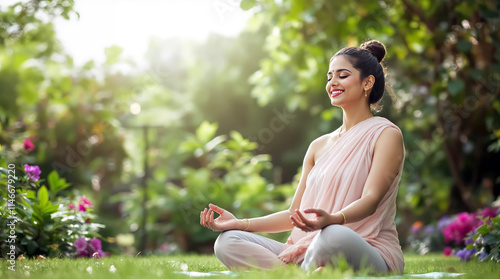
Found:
[24,164,41,182]
[437,216,453,231]
[410,221,423,234]
[478,252,488,260]
[88,238,102,252]
[77,250,89,258]
[464,235,474,246]
[424,225,435,235]
[74,238,87,253]
[91,250,105,258]
[455,248,476,261]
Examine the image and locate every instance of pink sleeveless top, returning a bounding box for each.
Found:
[277,117,405,273]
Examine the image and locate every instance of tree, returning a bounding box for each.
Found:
[241,0,500,216]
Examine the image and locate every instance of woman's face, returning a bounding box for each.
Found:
[325,55,365,108]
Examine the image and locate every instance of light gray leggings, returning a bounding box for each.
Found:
[214,225,388,272]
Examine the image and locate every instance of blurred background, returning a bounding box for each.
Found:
[0,0,499,257]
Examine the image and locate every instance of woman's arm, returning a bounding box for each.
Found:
[338,127,404,223]
[291,127,404,231]
[201,136,323,233]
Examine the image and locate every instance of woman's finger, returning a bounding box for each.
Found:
[205,209,212,224]
[291,215,307,228]
[209,203,225,215]
[200,210,206,226]
[295,210,314,226]
[209,210,214,225]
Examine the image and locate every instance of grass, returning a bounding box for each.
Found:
[1,253,499,279]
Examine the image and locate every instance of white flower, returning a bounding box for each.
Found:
[86,266,93,274]
[109,265,117,273]
[180,263,188,272]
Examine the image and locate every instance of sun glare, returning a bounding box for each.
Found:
[51,0,253,65]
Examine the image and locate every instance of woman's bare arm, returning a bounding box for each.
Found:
[290,127,404,231]
[330,127,404,224]
[201,136,323,233]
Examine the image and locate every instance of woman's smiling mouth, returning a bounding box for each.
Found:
[330,89,344,97]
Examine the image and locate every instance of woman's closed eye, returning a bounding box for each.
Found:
[340,75,349,79]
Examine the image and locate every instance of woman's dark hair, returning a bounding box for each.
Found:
[332,40,387,106]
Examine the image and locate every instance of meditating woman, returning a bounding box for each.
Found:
[200,40,405,274]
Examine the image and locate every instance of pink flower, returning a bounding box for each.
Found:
[23,138,35,152]
[24,164,41,181]
[81,196,92,207]
[88,238,102,252]
[160,244,170,251]
[68,203,76,210]
[74,238,87,253]
[78,203,87,212]
[443,247,452,256]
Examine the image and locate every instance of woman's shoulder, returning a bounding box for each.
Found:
[307,131,338,162]
[371,117,403,135]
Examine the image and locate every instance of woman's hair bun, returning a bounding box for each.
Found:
[360,40,386,63]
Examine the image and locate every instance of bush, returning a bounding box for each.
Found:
[0,165,104,258]
[117,121,295,252]
[466,213,500,262]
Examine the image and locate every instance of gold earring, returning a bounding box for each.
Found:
[364,89,367,97]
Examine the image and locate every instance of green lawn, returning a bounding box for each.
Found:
[1,254,498,279]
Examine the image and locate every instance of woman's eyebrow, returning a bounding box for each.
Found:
[327,68,352,75]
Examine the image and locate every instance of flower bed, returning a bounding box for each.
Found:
[407,206,499,262]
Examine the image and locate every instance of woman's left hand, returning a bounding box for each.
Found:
[290,208,332,232]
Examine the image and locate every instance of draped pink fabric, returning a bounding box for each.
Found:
[277,117,405,273]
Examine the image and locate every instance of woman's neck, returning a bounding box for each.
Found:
[341,105,373,131]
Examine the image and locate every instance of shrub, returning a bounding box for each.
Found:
[117,121,295,252]
[0,165,104,258]
[466,212,500,262]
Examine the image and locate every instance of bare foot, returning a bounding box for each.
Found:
[314,266,324,273]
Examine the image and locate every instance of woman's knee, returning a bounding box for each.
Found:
[213,230,241,258]
[318,225,354,247]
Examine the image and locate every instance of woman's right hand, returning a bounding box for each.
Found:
[200,203,240,232]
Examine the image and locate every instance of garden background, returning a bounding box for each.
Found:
[0,0,499,265]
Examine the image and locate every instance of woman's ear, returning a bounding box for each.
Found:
[363,75,375,91]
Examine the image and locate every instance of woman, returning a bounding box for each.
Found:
[200,40,405,274]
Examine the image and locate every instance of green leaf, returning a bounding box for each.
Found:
[104,45,123,65]
[447,79,465,96]
[38,186,49,207]
[476,224,489,236]
[196,121,218,143]
[240,0,256,10]
[47,170,70,197]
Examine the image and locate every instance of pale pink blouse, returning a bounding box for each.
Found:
[278,117,405,273]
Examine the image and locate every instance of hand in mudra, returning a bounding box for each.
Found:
[291,208,332,232]
[200,203,238,232]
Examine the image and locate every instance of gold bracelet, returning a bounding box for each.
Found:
[339,211,347,225]
[243,218,250,231]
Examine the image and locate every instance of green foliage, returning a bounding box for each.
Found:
[118,122,294,251]
[246,0,500,221]
[471,215,500,262]
[0,167,103,258]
